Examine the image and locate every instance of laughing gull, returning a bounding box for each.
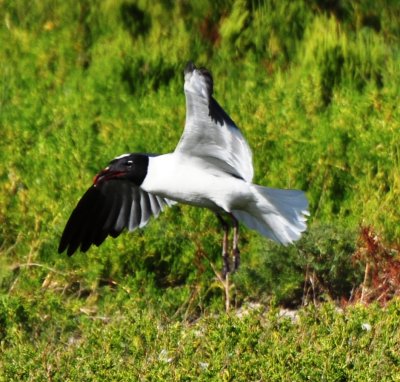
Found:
[58,62,309,277]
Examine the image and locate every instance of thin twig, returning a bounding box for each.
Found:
[361,262,370,303]
[11,262,67,276]
[225,273,230,313]
[202,251,231,312]
[0,233,22,256]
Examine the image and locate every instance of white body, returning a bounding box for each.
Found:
[141,153,253,212]
[142,152,308,245]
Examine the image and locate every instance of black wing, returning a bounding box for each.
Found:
[58,180,174,256]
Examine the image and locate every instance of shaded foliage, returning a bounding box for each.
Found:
[0,1,400,378]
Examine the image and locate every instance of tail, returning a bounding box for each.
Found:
[232,185,309,245]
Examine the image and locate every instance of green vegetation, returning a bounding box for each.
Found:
[0,0,399,380]
[2,300,400,381]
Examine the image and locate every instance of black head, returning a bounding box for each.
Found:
[93,153,149,187]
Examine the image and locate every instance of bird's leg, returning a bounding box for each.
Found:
[229,213,240,271]
[216,213,230,278]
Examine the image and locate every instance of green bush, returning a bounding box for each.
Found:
[1,1,400,378]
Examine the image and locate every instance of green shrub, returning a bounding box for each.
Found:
[1,1,400,378]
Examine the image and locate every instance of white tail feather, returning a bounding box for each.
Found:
[232,185,309,245]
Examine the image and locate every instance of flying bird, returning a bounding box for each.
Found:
[58,62,309,277]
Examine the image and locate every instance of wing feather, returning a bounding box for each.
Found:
[148,194,161,217]
[174,62,254,182]
[58,180,173,256]
[139,190,152,227]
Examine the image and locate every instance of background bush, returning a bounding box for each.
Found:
[0,1,399,379]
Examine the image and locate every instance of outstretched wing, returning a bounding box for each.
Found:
[58,180,174,256]
[174,62,254,182]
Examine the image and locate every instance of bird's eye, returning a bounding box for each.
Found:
[126,160,133,166]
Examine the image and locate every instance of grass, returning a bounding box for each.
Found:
[2,297,400,380]
[1,0,400,379]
